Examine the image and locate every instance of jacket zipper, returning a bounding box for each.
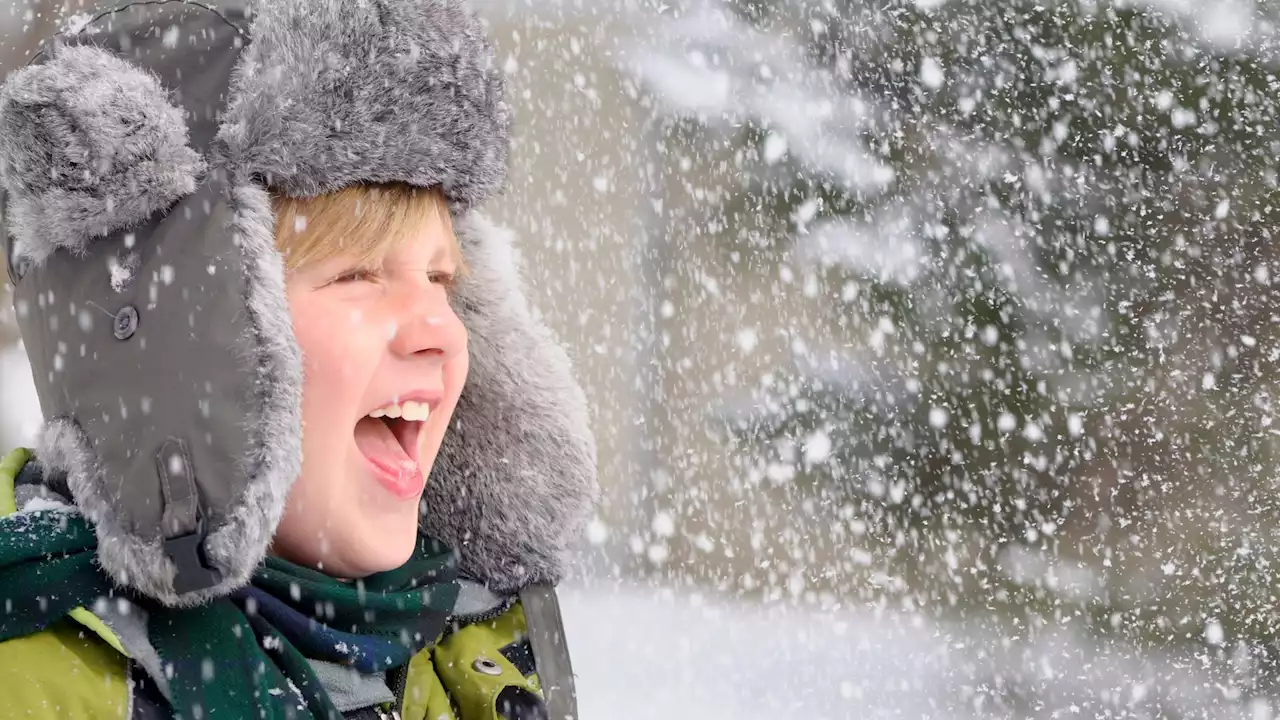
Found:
[445,595,515,633]
[387,661,409,718]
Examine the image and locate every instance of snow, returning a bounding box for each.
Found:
[1205,619,1225,647]
[797,213,926,285]
[623,6,894,194]
[0,342,40,450]
[16,495,72,514]
[3,0,1280,714]
[919,57,945,90]
[60,12,103,36]
[802,429,831,464]
[1133,0,1261,50]
[761,132,788,165]
[650,511,675,538]
[562,581,1266,720]
[586,517,609,545]
[108,253,138,293]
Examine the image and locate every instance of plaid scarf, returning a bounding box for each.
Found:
[0,493,460,719]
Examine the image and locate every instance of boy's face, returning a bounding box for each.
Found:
[273,210,468,578]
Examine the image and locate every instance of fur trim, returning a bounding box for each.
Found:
[423,215,599,593]
[32,183,303,608]
[0,44,204,266]
[216,0,509,209]
[198,183,303,604]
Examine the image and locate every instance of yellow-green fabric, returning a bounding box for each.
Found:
[391,602,545,720]
[0,606,541,720]
[67,607,131,658]
[403,642,458,720]
[433,604,543,719]
[0,448,545,720]
[0,619,130,718]
[0,446,28,515]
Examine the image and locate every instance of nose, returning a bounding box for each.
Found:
[388,282,467,362]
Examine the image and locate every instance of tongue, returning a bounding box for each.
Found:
[354,417,413,467]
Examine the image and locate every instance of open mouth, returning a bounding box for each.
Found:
[381,415,422,456]
[353,400,432,499]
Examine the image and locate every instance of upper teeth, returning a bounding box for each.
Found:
[369,401,431,422]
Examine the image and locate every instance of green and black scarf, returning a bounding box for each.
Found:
[0,486,460,719]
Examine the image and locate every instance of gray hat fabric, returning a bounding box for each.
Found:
[0,0,597,606]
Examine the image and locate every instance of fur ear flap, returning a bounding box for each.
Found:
[0,44,204,266]
[423,215,599,593]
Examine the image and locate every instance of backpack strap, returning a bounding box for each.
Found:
[519,585,577,720]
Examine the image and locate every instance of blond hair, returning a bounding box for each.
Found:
[271,183,463,274]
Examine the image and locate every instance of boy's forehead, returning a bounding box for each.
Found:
[376,218,462,266]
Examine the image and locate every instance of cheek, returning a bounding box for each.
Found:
[445,350,469,402]
[418,352,469,468]
[292,302,379,442]
[296,309,365,382]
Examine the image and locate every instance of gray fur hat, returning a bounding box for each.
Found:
[0,0,597,605]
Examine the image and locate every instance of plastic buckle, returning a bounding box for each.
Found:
[1,190,19,287]
[3,246,21,289]
[164,516,222,596]
[3,239,15,286]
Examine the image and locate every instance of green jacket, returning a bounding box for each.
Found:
[0,449,565,720]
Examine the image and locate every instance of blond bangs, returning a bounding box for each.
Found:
[271,183,461,273]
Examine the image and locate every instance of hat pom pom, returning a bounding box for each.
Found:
[0,44,203,266]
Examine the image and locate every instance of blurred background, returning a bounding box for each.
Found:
[6,0,1280,717]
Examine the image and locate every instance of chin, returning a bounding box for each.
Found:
[343,514,420,576]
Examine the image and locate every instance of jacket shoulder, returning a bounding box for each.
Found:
[0,618,131,718]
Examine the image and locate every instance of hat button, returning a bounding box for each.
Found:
[113,305,139,340]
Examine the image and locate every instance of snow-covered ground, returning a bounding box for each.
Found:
[561,580,1274,720]
[562,581,972,719]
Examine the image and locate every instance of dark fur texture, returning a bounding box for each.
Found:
[216,0,510,209]
[0,44,203,266]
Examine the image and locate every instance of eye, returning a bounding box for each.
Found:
[331,268,379,285]
[428,270,457,289]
